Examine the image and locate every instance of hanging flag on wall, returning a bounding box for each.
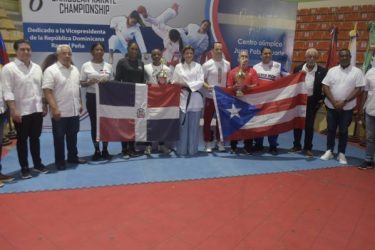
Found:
[97,81,181,142]
[348,22,358,66]
[213,72,307,140]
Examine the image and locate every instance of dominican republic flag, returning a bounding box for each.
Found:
[97,81,181,142]
[213,72,306,140]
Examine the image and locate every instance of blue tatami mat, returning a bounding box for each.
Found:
[0,130,364,193]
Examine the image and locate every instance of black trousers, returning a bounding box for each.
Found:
[14,112,43,169]
[293,97,320,151]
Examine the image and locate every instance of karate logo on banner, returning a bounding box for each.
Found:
[213,72,307,140]
[97,81,181,142]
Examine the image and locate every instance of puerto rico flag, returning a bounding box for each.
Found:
[213,72,306,140]
[97,81,181,142]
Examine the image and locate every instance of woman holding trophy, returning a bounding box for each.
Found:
[227,49,259,154]
[144,48,172,154]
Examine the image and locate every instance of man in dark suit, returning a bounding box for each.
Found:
[290,48,327,157]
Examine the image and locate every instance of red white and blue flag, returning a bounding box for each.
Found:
[213,72,306,140]
[97,81,181,142]
[0,33,9,67]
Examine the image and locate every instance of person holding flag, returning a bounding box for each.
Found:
[253,46,289,155]
[226,49,258,154]
[202,42,231,152]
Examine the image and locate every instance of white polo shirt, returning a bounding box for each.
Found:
[202,58,231,98]
[322,65,364,110]
[42,62,81,117]
[80,61,113,94]
[2,58,43,116]
[364,67,375,116]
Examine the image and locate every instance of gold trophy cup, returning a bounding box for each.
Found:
[235,69,246,97]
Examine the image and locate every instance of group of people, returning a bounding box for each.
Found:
[0,36,374,188]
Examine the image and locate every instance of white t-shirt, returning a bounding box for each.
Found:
[42,62,81,117]
[80,61,113,94]
[253,61,287,81]
[322,65,364,110]
[364,67,375,116]
[2,58,43,116]
[144,63,171,84]
[202,58,231,98]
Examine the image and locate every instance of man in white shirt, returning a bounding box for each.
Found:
[43,44,86,170]
[202,42,230,152]
[144,48,172,154]
[253,46,288,155]
[2,39,48,179]
[358,66,375,170]
[320,49,364,164]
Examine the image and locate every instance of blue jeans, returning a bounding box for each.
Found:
[52,116,80,164]
[365,113,375,162]
[326,108,353,154]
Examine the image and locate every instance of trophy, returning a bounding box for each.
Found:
[157,57,168,84]
[235,68,246,97]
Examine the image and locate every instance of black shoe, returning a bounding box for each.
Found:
[21,168,32,179]
[289,146,302,153]
[33,164,49,174]
[358,161,375,170]
[55,161,66,170]
[0,173,15,183]
[269,146,278,155]
[244,147,252,155]
[128,149,139,157]
[67,158,87,164]
[101,150,112,160]
[230,147,238,154]
[253,144,264,152]
[91,150,102,161]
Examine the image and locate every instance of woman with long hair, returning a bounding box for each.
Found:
[115,41,145,159]
[171,45,204,156]
[80,42,113,161]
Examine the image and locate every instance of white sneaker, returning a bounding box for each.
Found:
[144,145,152,155]
[205,142,212,153]
[320,150,334,160]
[158,145,171,154]
[217,141,226,152]
[337,153,348,164]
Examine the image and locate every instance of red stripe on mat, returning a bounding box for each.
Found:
[0,167,374,250]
